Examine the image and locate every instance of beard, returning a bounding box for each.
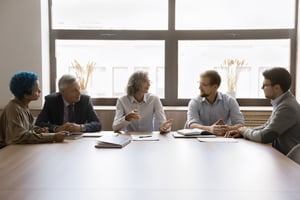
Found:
[200,91,209,97]
[264,93,275,100]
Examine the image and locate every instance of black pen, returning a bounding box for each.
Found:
[139,135,152,138]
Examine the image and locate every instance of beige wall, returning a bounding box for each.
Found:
[0,0,48,109]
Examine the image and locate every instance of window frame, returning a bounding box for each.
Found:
[49,0,298,106]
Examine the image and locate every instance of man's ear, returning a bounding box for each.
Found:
[273,84,283,93]
[23,93,30,100]
[213,84,219,90]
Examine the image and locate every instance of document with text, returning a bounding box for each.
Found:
[198,137,238,143]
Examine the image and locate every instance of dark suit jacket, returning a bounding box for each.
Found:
[35,93,101,132]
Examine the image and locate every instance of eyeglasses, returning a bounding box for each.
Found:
[144,79,152,84]
[197,81,210,87]
[261,83,272,89]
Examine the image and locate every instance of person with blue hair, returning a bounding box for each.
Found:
[0,71,65,148]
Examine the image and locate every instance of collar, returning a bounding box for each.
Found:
[201,92,223,103]
[271,91,289,108]
[129,94,148,103]
[12,98,28,108]
[62,98,73,107]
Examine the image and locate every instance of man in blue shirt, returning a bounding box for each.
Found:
[185,70,244,136]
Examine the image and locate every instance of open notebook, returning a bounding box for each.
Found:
[95,134,131,148]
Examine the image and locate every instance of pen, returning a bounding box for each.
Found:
[139,135,152,138]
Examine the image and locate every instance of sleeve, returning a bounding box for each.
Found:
[153,97,167,131]
[244,105,296,143]
[112,98,131,131]
[82,97,101,132]
[6,109,55,144]
[35,97,54,130]
[228,98,245,125]
[35,96,60,132]
[186,98,201,128]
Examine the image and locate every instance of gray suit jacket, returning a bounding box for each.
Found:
[244,91,300,154]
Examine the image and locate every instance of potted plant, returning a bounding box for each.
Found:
[71,60,96,92]
[220,58,246,97]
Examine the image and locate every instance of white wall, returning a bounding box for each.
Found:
[0,0,49,109]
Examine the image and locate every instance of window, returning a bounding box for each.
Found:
[55,40,165,98]
[178,39,291,99]
[176,0,295,30]
[49,0,297,106]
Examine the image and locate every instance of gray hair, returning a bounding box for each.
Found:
[126,71,148,96]
[58,74,77,92]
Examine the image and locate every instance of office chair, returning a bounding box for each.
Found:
[287,143,300,165]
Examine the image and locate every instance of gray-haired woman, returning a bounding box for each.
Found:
[112,71,172,133]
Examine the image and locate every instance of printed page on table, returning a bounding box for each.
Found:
[198,137,238,143]
[128,132,159,141]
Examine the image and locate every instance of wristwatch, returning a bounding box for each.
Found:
[80,125,86,132]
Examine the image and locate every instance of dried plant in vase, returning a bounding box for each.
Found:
[71,60,96,91]
[220,59,246,96]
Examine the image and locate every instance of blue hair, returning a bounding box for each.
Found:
[10,71,39,100]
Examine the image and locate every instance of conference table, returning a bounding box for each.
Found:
[0,131,300,200]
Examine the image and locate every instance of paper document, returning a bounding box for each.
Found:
[177,128,214,136]
[82,132,103,137]
[131,135,159,141]
[198,137,238,143]
[173,132,216,138]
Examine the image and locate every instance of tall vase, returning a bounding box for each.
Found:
[226,91,236,98]
[80,89,88,95]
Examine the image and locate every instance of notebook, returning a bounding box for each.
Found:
[95,134,131,148]
[177,128,215,136]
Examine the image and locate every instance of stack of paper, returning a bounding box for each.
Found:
[95,134,131,148]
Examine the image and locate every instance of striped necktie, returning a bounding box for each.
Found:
[68,104,75,122]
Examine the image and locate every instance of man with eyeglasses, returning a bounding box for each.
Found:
[185,70,244,136]
[225,67,300,155]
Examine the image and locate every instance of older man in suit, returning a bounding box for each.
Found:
[35,74,101,133]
